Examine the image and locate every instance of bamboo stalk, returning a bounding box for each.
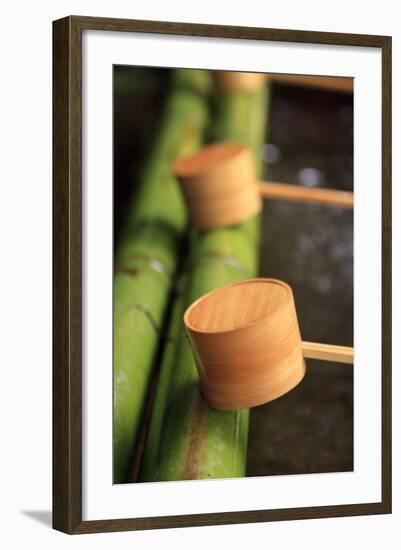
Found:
[301,342,354,364]
[113,69,211,483]
[139,78,269,482]
[260,181,354,208]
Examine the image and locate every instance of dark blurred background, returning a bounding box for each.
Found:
[114,66,354,477]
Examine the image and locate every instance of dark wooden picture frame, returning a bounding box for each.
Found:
[53,15,392,534]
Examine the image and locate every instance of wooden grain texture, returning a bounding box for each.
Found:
[381,33,392,514]
[64,15,390,47]
[184,279,305,410]
[174,142,261,229]
[52,16,82,534]
[73,501,387,533]
[301,342,354,364]
[52,15,391,534]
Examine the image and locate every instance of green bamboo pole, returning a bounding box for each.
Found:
[139,82,270,482]
[113,69,211,483]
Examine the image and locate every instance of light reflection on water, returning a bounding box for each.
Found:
[260,201,353,346]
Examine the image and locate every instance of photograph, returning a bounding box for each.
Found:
[2,2,397,547]
[52,16,391,533]
[113,67,354,485]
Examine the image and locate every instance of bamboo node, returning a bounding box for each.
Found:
[186,251,251,276]
[133,304,175,343]
[115,254,172,281]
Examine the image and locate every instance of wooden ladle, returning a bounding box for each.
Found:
[173,142,353,230]
[184,278,353,411]
[213,70,353,94]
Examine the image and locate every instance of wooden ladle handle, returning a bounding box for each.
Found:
[302,341,353,364]
[173,142,354,230]
[260,182,354,209]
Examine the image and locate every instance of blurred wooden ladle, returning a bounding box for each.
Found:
[213,70,353,94]
[184,278,353,411]
[173,142,354,230]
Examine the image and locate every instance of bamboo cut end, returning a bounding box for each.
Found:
[184,279,306,410]
[185,279,289,333]
[214,71,267,93]
[173,142,244,177]
[173,142,262,230]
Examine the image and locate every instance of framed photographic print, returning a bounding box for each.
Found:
[53,15,392,534]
